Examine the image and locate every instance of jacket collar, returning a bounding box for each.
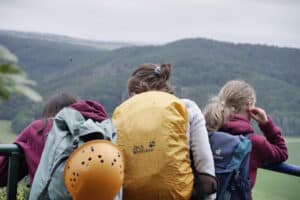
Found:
[220,114,254,135]
[70,100,108,122]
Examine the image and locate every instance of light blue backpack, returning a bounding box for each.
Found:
[29,107,122,200]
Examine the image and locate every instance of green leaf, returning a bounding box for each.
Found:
[0,45,42,102]
[0,64,21,74]
[13,84,42,102]
[0,45,18,64]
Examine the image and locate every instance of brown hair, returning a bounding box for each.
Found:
[204,80,256,132]
[38,92,78,134]
[127,63,175,95]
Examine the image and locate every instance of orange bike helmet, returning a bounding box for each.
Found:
[64,140,124,200]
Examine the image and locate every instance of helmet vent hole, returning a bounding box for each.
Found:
[91,146,94,152]
[113,159,117,162]
[98,155,102,158]
[81,161,85,165]
[73,172,75,176]
[101,160,104,163]
[88,157,92,161]
[118,153,120,157]
[112,162,114,166]
[77,173,79,176]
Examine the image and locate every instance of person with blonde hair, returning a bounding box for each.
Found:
[203,80,288,196]
[127,63,217,200]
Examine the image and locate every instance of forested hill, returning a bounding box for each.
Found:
[0,30,300,135]
[0,30,132,50]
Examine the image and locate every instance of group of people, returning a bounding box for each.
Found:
[0,63,288,200]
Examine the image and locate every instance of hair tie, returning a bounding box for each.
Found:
[154,66,161,77]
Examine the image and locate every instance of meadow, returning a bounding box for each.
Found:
[0,120,299,200]
[253,138,300,200]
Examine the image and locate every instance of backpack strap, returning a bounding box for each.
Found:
[37,132,80,200]
[37,146,74,200]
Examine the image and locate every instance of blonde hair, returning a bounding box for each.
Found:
[203,97,225,132]
[127,63,175,95]
[204,80,256,132]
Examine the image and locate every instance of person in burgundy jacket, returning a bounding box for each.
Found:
[203,80,288,196]
[0,92,108,187]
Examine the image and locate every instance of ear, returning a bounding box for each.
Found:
[246,101,254,111]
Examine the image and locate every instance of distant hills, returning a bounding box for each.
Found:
[0,30,132,50]
[0,30,299,135]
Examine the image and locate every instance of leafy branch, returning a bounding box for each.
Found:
[0,45,42,102]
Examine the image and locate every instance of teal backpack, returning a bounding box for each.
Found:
[29,107,122,200]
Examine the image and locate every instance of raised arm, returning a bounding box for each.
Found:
[248,107,288,164]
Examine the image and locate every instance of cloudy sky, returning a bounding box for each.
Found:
[1,0,299,48]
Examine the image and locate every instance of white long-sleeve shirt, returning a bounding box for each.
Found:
[181,99,216,200]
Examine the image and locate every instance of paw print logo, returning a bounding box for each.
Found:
[149,141,156,148]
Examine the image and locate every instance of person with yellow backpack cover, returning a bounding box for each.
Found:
[112,63,217,200]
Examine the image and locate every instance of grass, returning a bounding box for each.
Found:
[253,139,300,200]
[0,120,17,143]
[0,121,299,200]
[0,180,30,200]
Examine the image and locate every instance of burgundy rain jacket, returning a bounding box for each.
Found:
[220,114,288,188]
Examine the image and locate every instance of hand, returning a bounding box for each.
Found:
[247,107,268,125]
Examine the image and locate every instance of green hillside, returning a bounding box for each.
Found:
[1,30,132,50]
[0,31,299,135]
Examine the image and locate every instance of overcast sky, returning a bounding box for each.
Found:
[1,0,299,48]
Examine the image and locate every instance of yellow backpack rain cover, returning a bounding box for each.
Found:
[112,91,193,200]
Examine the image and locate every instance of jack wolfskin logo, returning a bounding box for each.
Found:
[133,141,156,154]
[149,141,155,148]
[215,148,221,155]
[214,148,224,160]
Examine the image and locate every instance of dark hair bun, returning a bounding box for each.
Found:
[160,63,172,81]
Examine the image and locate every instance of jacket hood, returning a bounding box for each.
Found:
[220,114,254,135]
[70,100,108,122]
